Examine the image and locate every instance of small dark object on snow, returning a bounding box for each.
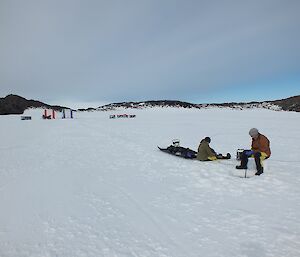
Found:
[42,114,51,119]
[236,165,247,169]
[216,153,231,160]
[21,116,31,120]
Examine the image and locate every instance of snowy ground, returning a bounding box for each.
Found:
[0,107,300,257]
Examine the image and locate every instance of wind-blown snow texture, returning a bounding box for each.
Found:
[0,108,299,257]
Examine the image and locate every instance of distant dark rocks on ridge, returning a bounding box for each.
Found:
[270,95,300,112]
[1,94,300,115]
[87,96,300,113]
[0,94,66,115]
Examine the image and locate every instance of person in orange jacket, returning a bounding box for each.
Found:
[236,128,271,175]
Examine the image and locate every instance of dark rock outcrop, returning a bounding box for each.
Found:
[0,94,66,115]
[270,95,300,112]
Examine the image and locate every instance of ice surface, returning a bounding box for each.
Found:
[0,107,299,257]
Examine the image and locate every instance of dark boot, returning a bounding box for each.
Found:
[254,152,264,175]
[255,167,264,176]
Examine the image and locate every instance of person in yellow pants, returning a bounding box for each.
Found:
[236,128,271,176]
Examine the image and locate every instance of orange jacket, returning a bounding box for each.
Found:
[251,133,271,157]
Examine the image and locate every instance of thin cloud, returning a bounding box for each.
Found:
[0,0,299,103]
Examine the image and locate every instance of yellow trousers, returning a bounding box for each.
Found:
[208,156,217,161]
[250,152,268,167]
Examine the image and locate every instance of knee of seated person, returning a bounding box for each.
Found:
[260,152,268,160]
[254,152,261,158]
[242,150,247,156]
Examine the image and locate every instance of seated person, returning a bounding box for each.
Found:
[197,137,218,161]
[236,128,271,176]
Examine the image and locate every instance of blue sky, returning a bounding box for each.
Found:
[0,0,299,105]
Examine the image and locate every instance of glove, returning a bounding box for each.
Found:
[244,150,254,157]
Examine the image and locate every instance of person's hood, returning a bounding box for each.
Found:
[200,140,209,145]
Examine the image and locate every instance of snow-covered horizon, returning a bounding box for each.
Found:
[46,100,110,110]
[1,107,299,257]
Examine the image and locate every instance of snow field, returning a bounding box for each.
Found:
[0,107,299,257]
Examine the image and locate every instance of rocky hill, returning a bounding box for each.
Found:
[91,100,196,111]
[1,94,300,115]
[0,94,66,115]
[270,95,300,112]
[79,95,300,112]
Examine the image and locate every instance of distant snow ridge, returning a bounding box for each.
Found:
[1,94,299,115]
[201,102,282,111]
[96,100,196,111]
[93,100,283,112]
